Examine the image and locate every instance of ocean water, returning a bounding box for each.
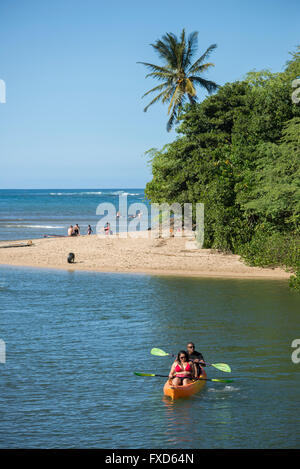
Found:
[0,189,149,241]
[0,265,299,449]
[0,189,299,449]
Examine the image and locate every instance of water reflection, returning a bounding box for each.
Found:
[161,385,237,448]
[209,402,233,446]
[161,391,209,447]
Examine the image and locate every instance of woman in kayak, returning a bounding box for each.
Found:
[168,350,196,386]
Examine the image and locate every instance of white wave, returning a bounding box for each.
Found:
[48,191,142,196]
[81,192,103,195]
[50,192,76,195]
[3,224,63,229]
[111,191,141,196]
[50,192,103,196]
[208,385,240,393]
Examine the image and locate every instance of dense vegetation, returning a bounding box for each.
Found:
[145,47,300,290]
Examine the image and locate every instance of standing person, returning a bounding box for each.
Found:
[68,225,74,237]
[87,225,93,235]
[104,222,110,235]
[168,350,196,386]
[187,342,205,378]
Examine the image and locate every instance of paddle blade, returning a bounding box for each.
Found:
[211,363,231,373]
[134,372,156,377]
[150,348,170,357]
[211,378,233,383]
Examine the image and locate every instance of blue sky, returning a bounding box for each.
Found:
[0,0,299,188]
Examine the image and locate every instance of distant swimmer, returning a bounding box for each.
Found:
[87,225,93,235]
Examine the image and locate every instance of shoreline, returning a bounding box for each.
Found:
[0,262,291,280]
[0,234,291,280]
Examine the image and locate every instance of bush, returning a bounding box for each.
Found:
[238,229,300,290]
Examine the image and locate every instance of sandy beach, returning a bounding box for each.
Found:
[0,233,291,279]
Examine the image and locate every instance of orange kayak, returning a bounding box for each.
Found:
[163,370,207,399]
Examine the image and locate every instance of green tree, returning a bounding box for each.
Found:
[145,47,300,289]
[239,118,300,232]
[138,29,218,131]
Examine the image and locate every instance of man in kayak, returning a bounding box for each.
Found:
[187,342,205,378]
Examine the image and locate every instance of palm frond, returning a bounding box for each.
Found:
[188,62,215,75]
[189,76,219,94]
[142,81,170,98]
[188,43,217,74]
[144,89,172,112]
[182,31,198,69]
[151,34,178,68]
[168,84,186,115]
[167,84,180,114]
[137,61,172,75]
[144,72,175,82]
[166,33,182,69]
[166,108,178,132]
[162,85,176,104]
[166,93,186,131]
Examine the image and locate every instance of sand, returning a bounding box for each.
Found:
[0,232,291,280]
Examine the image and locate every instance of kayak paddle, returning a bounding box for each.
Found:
[150,347,231,373]
[134,372,233,384]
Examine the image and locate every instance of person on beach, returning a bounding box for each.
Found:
[186,342,205,378]
[87,225,93,235]
[73,224,80,236]
[168,350,196,386]
[104,222,111,235]
[68,225,74,236]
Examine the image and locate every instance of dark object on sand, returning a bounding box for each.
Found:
[67,252,75,263]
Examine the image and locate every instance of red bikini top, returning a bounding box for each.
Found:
[175,362,192,372]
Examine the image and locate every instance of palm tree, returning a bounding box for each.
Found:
[138,29,218,131]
